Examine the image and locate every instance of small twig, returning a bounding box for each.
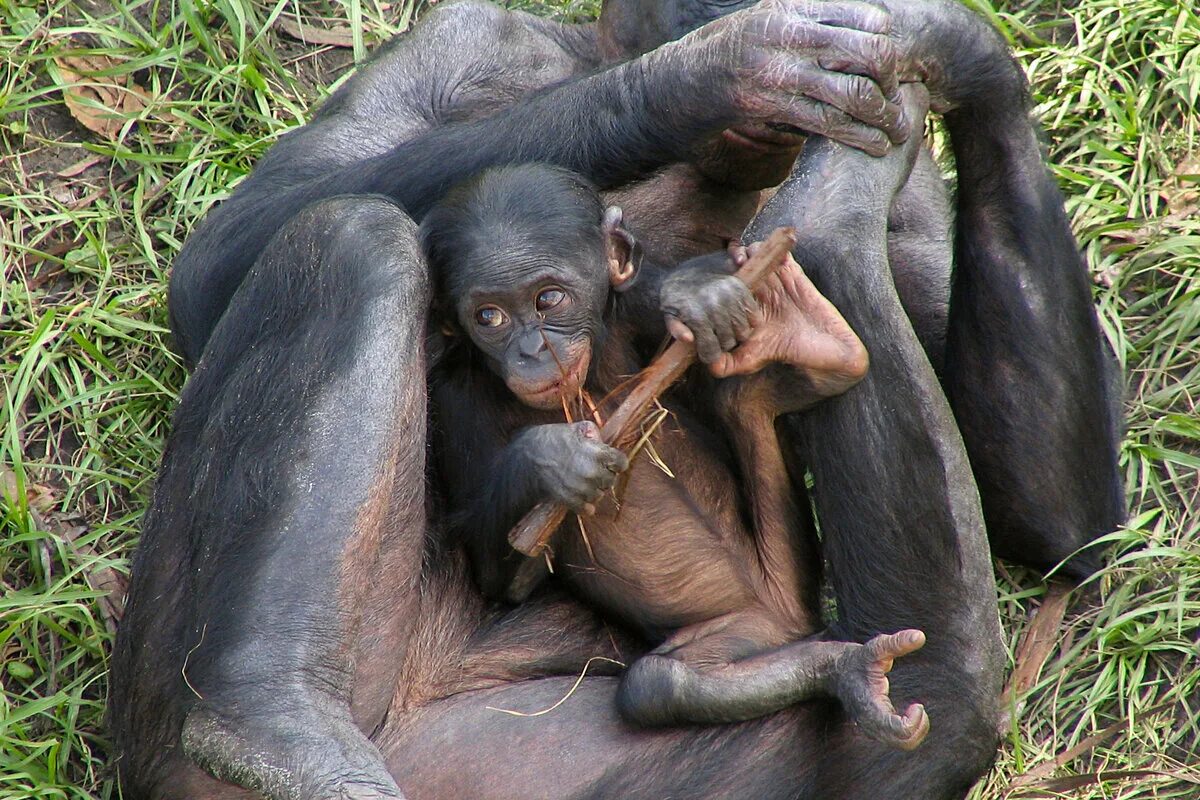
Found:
[576,513,597,564]
[582,389,604,427]
[1008,698,1178,788]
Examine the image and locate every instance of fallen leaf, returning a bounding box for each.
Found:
[1161,152,1200,219]
[56,155,107,178]
[1007,769,1195,797]
[1000,581,1071,712]
[41,512,129,634]
[277,17,357,48]
[54,54,171,141]
[1,467,58,512]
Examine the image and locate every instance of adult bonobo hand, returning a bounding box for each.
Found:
[651,0,911,156]
[512,422,629,517]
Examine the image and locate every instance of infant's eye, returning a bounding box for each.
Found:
[536,288,566,311]
[474,306,507,328]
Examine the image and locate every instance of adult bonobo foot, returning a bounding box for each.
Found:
[719,243,869,399]
[833,629,930,750]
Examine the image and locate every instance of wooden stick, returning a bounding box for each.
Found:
[507,227,798,560]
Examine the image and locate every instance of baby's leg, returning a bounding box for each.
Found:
[616,613,929,750]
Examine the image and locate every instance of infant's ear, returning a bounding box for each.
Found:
[603,206,639,292]
[430,296,461,338]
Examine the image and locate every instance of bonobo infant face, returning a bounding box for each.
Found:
[422,165,638,410]
[457,244,602,409]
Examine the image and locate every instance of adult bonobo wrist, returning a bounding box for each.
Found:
[656,0,911,156]
[638,35,738,146]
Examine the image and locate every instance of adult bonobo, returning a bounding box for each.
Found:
[422,162,928,744]
[110,1,1125,799]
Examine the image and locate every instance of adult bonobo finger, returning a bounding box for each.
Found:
[810,3,901,96]
[894,703,931,750]
[867,629,927,662]
[801,0,892,35]
[806,71,909,142]
[787,96,892,155]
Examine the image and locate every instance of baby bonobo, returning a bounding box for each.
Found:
[422,164,929,749]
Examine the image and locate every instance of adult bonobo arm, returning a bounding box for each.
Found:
[887,0,1125,575]
[169,0,912,364]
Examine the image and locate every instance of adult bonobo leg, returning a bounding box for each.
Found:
[744,84,1006,797]
[110,196,428,799]
[886,147,953,372]
[889,0,1124,576]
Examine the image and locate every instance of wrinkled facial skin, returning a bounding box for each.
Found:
[458,248,607,411]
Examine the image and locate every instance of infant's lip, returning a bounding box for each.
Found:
[520,356,589,399]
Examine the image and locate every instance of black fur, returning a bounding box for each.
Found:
[110,1,1125,798]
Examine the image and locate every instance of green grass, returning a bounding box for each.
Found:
[1,0,1197,797]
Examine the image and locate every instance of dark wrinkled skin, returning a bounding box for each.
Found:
[109,0,1125,798]
[661,249,759,363]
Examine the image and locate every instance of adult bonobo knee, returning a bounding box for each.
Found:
[421,163,926,745]
[113,0,1122,797]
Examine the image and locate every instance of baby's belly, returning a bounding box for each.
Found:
[556,452,759,639]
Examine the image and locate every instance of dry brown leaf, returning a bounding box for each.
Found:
[1,467,57,512]
[277,17,357,48]
[1000,581,1071,712]
[56,155,107,178]
[55,54,169,141]
[47,514,129,634]
[1161,152,1200,219]
[1007,769,1195,798]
